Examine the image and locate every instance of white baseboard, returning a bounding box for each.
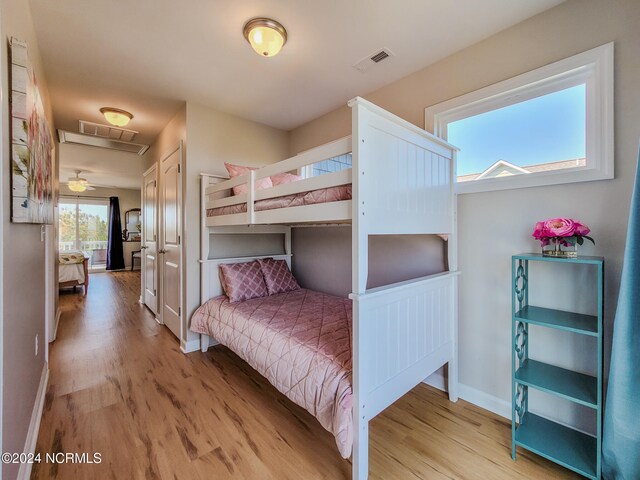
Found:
[423,377,597,438]
[458,383,510,419]
[180,336,219,354]
[17,365,49,480]
[424,372,446,391]
[54,307,61,340]
[423,376,510,420]
[180,338,201,354]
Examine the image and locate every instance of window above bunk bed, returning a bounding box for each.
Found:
[425,43,613,194]
[302,153,352,178]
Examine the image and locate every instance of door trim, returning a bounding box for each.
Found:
[159,141,184,342]
[141,163,159,318]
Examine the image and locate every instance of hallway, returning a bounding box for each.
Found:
[33,272,577,479]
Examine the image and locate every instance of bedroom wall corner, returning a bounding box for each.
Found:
[183,102,289,348]
[0,0,55,478]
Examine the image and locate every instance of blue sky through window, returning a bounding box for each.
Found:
[448,84,586,176]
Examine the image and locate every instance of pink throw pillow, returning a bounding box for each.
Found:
[258,258,300,295]
[219,261,269,302]
[224,162,273,196]
[271,172,302,186]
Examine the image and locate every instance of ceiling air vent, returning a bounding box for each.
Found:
[79,120,138,142]
[58,130,149,155]
[352,48,394,72]
[370,50,390,63]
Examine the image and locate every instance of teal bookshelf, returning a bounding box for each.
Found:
[511,253,603,479]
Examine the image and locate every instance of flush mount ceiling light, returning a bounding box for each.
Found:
[243,17,287,57]
[100,107,133,127]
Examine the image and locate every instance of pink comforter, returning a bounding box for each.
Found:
[207,184,352,217]
[190,289,353,457]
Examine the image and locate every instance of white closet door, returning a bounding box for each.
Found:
[160,145,182,339]
[142,165,158,315]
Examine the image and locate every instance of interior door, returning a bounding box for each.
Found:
[142,165,158,315]
[160,145,182,339]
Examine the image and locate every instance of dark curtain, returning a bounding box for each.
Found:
[107,196,125,270]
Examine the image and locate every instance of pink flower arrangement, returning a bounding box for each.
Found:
[532,218,595,247]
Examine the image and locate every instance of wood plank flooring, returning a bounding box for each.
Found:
[34,271,579,479]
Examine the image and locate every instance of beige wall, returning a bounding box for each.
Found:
[143,105,186,172]
[292,227,446,297]
[288,0,640,432]
[182,102,289,346]
[59,186,142,269]
[1,0,55,477]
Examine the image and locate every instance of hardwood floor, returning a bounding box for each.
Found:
[34,271,578,479]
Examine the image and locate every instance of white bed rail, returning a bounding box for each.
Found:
[204,137,353,226]
[350,97,455,238]
[350,272,457,418]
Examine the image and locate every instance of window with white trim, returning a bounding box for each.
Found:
[425,43,614,194]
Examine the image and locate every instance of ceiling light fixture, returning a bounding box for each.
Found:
[243,17,287,57]
[67,170,90,192]
[100,107,133,127]
[67,180,86,193]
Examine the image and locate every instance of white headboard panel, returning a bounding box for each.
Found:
[200,254,293,303]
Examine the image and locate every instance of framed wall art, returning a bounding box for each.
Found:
[10,37,53,224]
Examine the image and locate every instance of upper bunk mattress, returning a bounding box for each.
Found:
[207,184,352,217]
[190,288,353,458]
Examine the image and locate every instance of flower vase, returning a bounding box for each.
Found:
[542,238,577,258]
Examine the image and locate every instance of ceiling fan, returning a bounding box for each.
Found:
[67,170,95,192]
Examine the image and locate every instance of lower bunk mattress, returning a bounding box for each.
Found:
[207,184,352,217]
[190,288,353,458]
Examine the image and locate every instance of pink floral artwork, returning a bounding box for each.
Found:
[10,37,53,224]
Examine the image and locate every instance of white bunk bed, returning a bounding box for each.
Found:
[197,97,459,480]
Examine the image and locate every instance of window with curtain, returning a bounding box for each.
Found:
[59,198,109,269]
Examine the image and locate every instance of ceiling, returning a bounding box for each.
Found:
[59,143,143,191]
[31,0,564,189]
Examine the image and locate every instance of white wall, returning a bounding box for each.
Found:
[288,0,640,433]
[1,0,55,478]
